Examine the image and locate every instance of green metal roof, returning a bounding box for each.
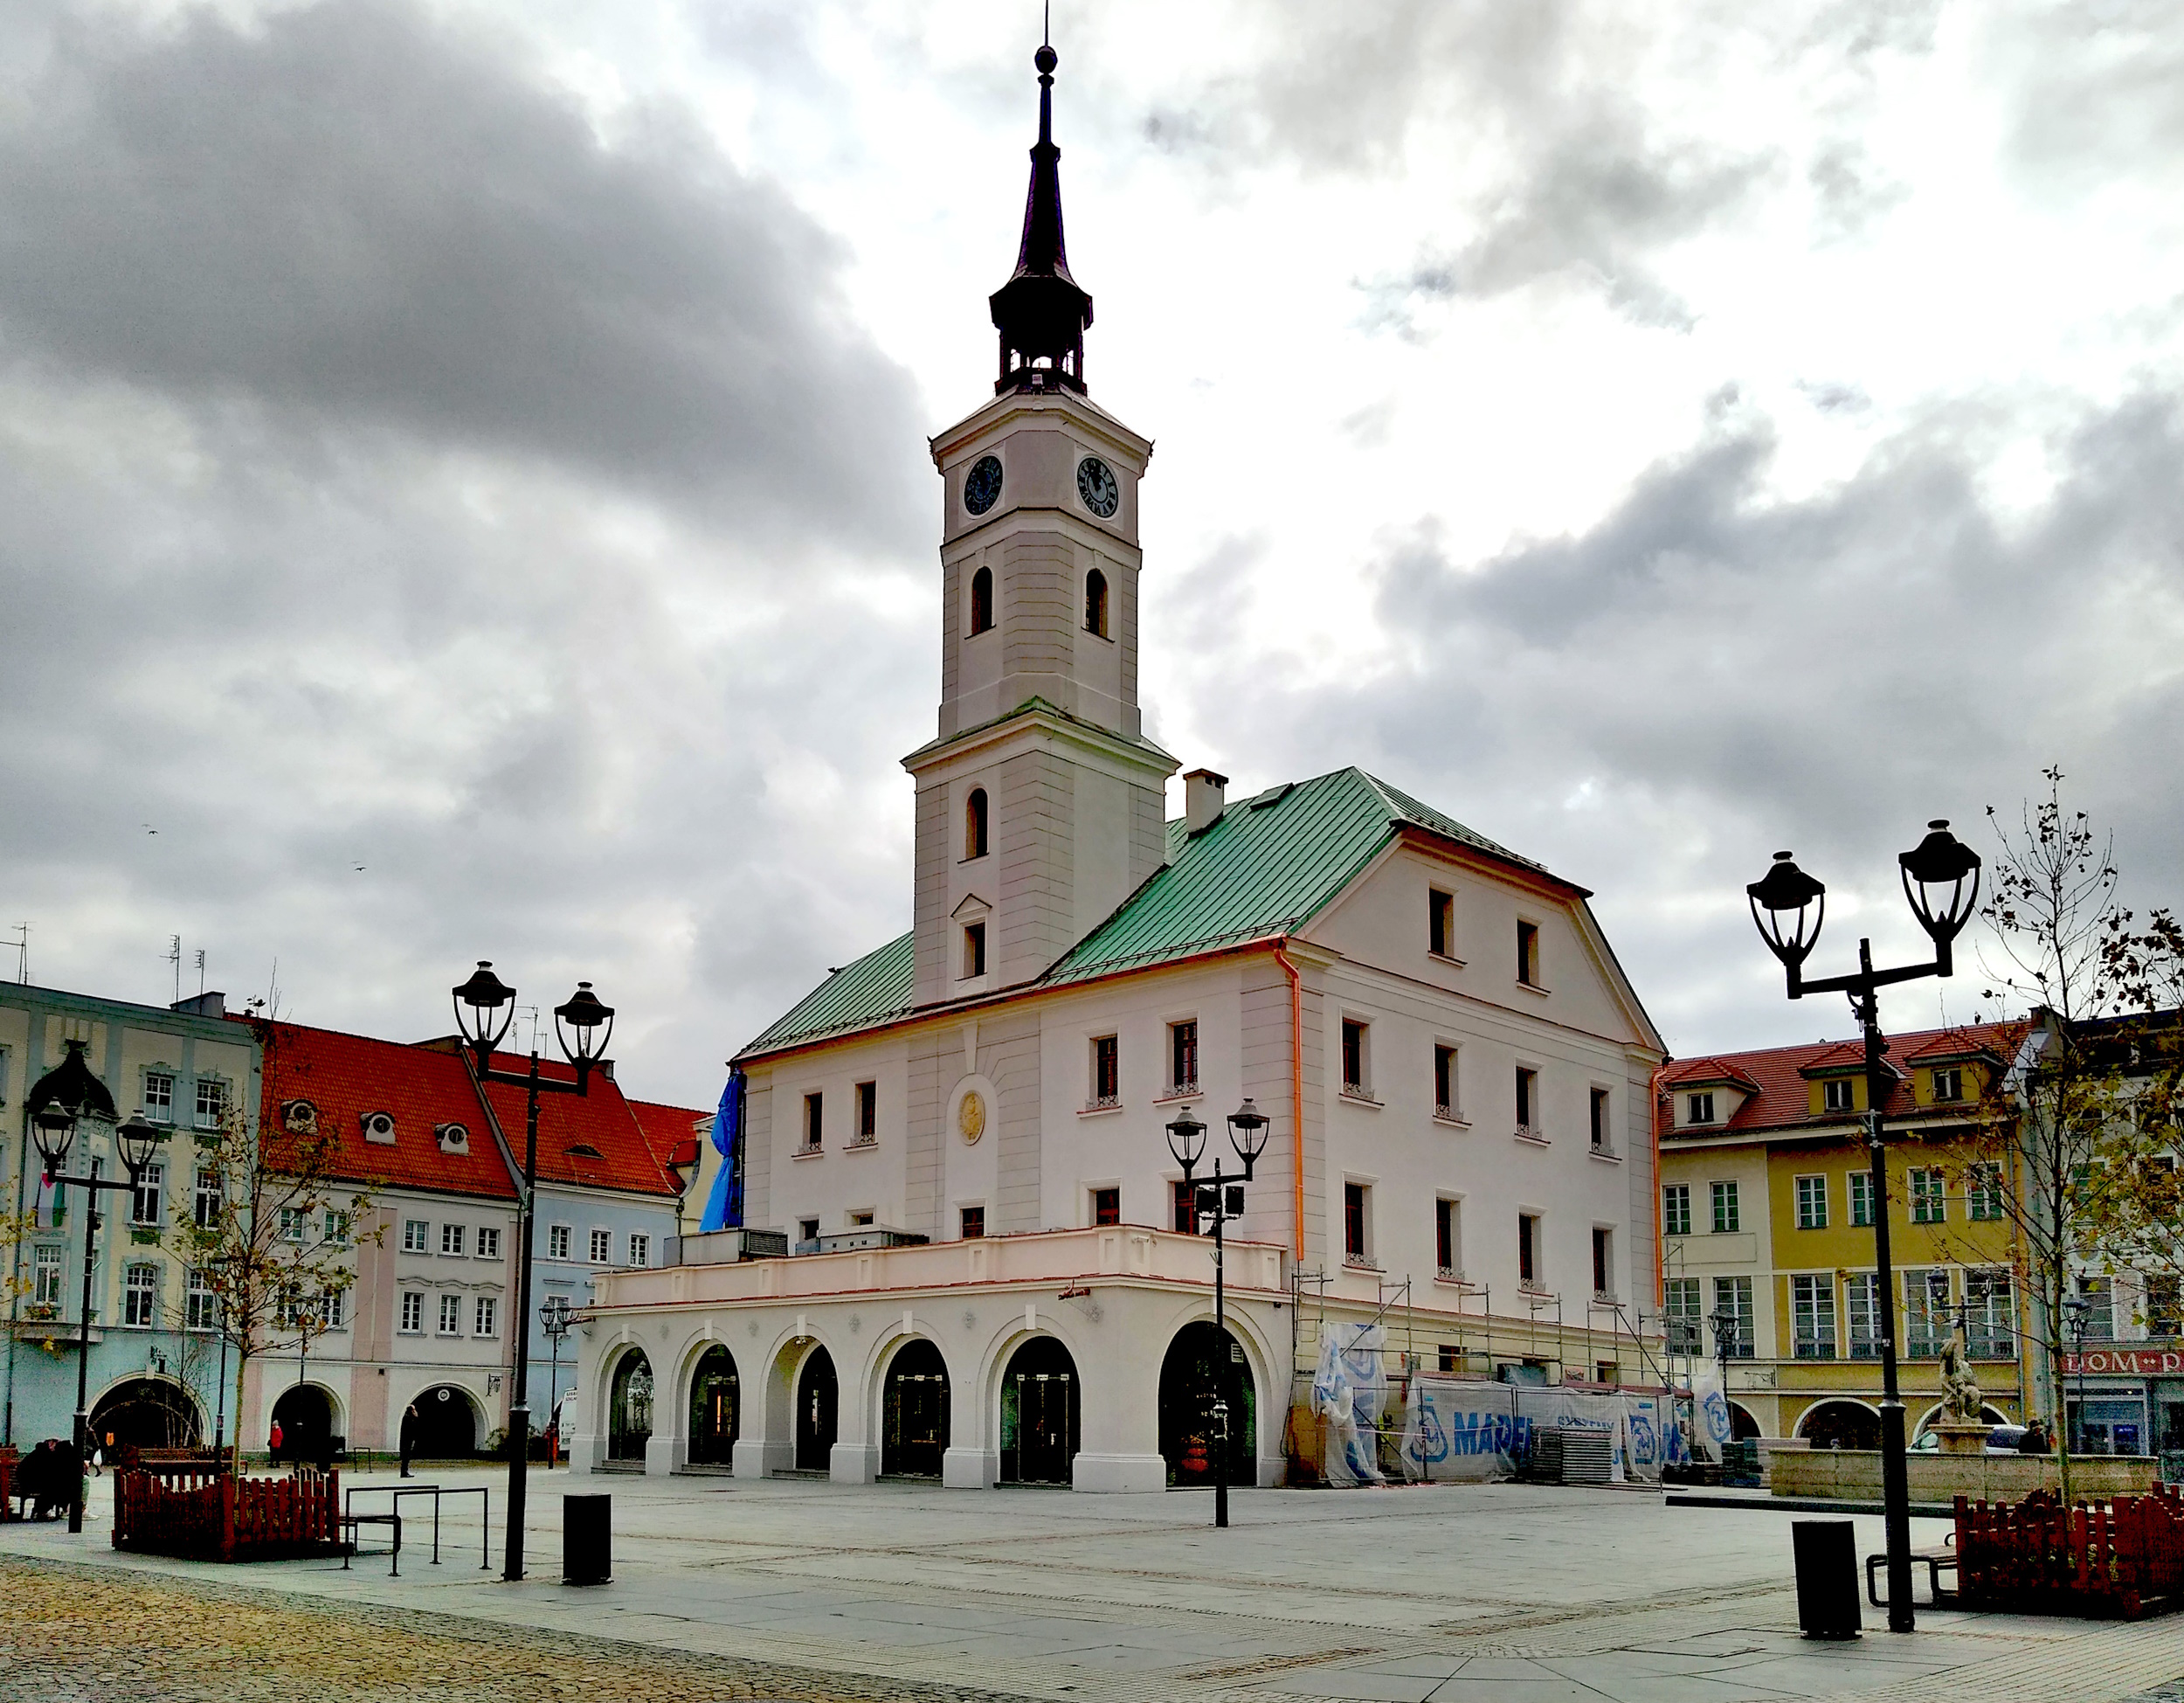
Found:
[736,767,1559,1059]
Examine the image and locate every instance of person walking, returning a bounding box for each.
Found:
[399,1403,418,1478]
[268,1418,284,1464]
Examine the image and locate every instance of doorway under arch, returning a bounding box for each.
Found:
[1798,1400,1881,1451]
[1159,1322,1255,1488]
[796,1346,838,1471]
[270,1383,335,1463]
[688,1345,740,1465]
[881,1340,950,1478]
[1726,1402,1762,1443]
[608,1348,653,1463]
[91,1378,202,1453]
[409,1385,478,1458]
[999,1336,1080,1485]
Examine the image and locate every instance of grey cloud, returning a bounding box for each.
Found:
[0,1,924,547]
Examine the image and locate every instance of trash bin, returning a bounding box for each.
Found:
[1791,1520,1861,1640]
[563,1493,612,1587]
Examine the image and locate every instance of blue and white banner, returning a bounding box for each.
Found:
[1398,1381,1668,1484]
[1313,1322,1389,1486]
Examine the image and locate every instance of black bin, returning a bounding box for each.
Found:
[1792,1520,1861,1639]
[563,1493,612,1587]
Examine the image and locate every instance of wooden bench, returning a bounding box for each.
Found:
[1867,1540,1959,1608]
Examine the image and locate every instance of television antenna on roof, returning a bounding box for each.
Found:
[8,923,26,984]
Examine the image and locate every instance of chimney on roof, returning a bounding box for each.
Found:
[1183,768,1228,834]
[171,991,225,1018]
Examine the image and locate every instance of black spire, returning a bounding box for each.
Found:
[989,25,1093,395]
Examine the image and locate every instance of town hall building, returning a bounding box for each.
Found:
[570,40,1667,1492]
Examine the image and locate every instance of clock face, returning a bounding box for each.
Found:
[1076,456,1120,518]
[964,455,1004,516]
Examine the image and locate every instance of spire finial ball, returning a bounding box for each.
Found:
[1035,44,1057,74]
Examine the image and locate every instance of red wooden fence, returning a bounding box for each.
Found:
[114,1468,342,1562]
[0,1447,15,1520]
[1955,1484,2184,1618]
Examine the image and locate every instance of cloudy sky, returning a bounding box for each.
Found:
[3,0,2180,1107]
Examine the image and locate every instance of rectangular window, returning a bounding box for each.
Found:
[1665,1277,1703,1353]
[194,1077,226,1130]
[280,1207,307,1243]
[1090,1035,1119,1106]
[143,1070,174,1123]
[1172,1179,1199,1235]
[474,1297,498,1338]
[318,1289,344,1330]
[1590,1088,1612,1153]
[627,1233,650,1268]
[1712,1275,1754,1359]
[798,1216,820,1245]
[1434,1045,1458,1118]
[1435,1198,1460,1276]
[1171,1021,1199,1094]
[131,1161,163,1227]
[1092,1187,1121,1227]
[1792,1275,1838,1360]
[548,1223,571,1260]
[1904,1268,1952,1356]
[476,1226,501,1261]
[1849,1170,1875,1228]
[1966,1164,2004,1222]
[1439,1344,1462,1374]
[194,1167,224,1229]
[1966,1269,2015,1359]
[186,1269,218,1332]
[1344,1182,1370,1263]
[589,1228,612,1263]
[1795,1174,1828,1230]
[1909,1168,1945,1224]
[1342,1021,1369,1097]
[1518,1212,1541,1287]
[1662,1183,1691,1238]
[2149,1277,2184,1339]
[803,1091,823,1152]
[1517,920,1540,986]
[124,1264,158,1328]
[441,1222,467,1256]
[399,1291,424,1334]
[1515,1067,1538,1135]
[1932,1066,1963,1103]
[849,1211,874,1228]
[33,1244,64,1309]
[324,1209,349,1246]
[402,1219,428,1253]
[854,1080,878,1144]
[962,921,985,979]
[1687,1091,1716,1125]
[1592,1226,1614,1297]
[439,1293,463,1335]
[2077,1275,2116,1341]
[1823,1076,1856,1113]
[959,1206,985,1239]
[1846,1273,1882,1359]
[1711,1180,1740,1234]
[1428,889,1455,958]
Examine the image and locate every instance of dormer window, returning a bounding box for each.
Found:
[281,1099,319,1135]
[965,788,989,860]
[361,1110,397,1146]
[963,921,986,979]
[434,1122,468,1154]
[567,1142,604,1160]
[1687,1091,1716,1125]
[1084,568,1108,637]
[969,566,994,636]
[1823,1077,1856,1113]
[1932,1066,1963,1102]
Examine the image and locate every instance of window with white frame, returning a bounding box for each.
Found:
[1909,1168,1946,1224]
[1591,1226,1615,1298]
[399,1291,424,1333]
[1792,1275,1837,1360]
[1966,1269,2015,1359]
[1849,1170,1875,1227]
[194,1168,224,1229]
[1344,1182,1372,1264]
[548,1223,571,1261]
[1434,1044,1460,1119]
[1435,1197,1461,1277]
[439,1293,463,1335]
[589,1228,611,1263]
[193,1076,227,1129]
[1090,1035,1120,1108]
[1342,1021,1371,1098]
[402,1218,428,1253]
[801,1091,824,1152]
[1931,1065,1964,1102]
[2077,1274,2116,1341]
[1711,1180,1739,1234]
[318,1289,344,1330]
[123,1264,158,1327]
[131,1162,163,1227]
[143,1070,175,1123]
[1589,1088,1613,1153]
[279,1207,307,1243]
[1662,1183,1691,1238]
[1687,1091,1716,1125]
[1846,1272,1881,1359]
[627,1233,650,1268]
[186,1268,218,1331]
[441,1222,467,1256]
[854,1080,878,1145]
[1795,1174,1828,1229]
[33,1244,63,1308]
[476,1226,501,1260]
[1517,1212,1544,1289]
[1665,1277,1702,1353]
[1515,1067,1539,1137]
[1823,1076,1856,1113]
[323,1208,349,1246]
[474,1296,498,1337]
[1711,1276,1754,1358]
[1171,1021,1200,1095]
[1904,1268,1952,1356]
[1966,1163,2005,1222]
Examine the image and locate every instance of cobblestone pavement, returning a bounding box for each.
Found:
[0,1557,1027,1703]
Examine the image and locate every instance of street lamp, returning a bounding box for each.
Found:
[2062,1296,2092,1456]
[32,1071,168,1533]
[540,1296,574,1469]
[453,961,614,1581]
[1165,1097,1268,1530]
[1746,820,1981,1635]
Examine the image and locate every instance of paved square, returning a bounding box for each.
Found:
[6,1470,2184,1701]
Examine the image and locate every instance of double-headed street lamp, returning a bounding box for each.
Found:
[31,1077,169,1534]
[1165,1097,1269,1530]
[452,962,613,1582]
[540,1295,574,1469]
[1747,820,1981,1634]
[2062,1296,2093,1455]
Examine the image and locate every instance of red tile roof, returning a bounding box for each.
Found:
[471,1053,680,1200]
[1657,1019,2030,1141]
[629,1098,709,1179]
[247,1018,515,1201]
[1657,1057,1760,1093]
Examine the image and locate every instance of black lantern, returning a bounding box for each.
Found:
[540,1294,572,1338]
[1898,820,1981,963]
[553,981,615,1077]
[1227,1097,1268,1175]
[1746,851,1826,979]
[31,1098,77,1178]
[453,960,518,1060]
[114,1111,168,1180]
[1165,1104,1207,1178]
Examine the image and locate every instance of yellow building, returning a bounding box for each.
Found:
[1656,1021,2031,1443]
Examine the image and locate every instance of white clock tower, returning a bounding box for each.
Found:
[904,40,1176,1008]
